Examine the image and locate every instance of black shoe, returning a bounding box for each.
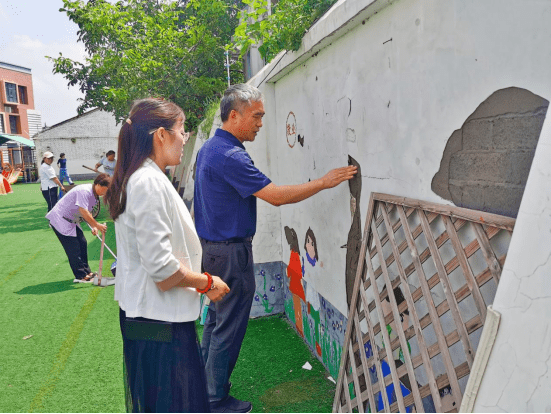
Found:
[210,396,252,413]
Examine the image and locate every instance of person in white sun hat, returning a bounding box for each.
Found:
[39,151,65,211]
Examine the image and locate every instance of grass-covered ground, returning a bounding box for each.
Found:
[0,181,335,413]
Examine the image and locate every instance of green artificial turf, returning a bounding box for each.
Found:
[0,182,336,413]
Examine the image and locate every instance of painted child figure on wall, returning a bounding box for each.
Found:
[376,285,414,411]
[380,286,411,364]
[285,226,306,337]
[302,227,323,356]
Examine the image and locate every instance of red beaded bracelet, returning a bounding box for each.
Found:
[196,272,213,294]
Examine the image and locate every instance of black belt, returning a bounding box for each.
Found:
[63,216,78,224]
[200,236,253,244]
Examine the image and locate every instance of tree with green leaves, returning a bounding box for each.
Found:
[233,0,338,63]
[49,0,244,130]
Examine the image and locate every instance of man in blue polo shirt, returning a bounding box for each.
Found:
[195,84,356,413]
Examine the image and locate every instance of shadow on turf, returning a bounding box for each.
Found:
[0,202,41,211]
[15,279,92,295]
[0,207,51,233]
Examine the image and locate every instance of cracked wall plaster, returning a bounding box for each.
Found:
[432,87,549,218]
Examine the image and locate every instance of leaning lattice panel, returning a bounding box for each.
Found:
[333,193,515,413]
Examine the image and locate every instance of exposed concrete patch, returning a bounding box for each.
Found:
[432,87,549,218]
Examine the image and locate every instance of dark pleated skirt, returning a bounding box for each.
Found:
[119,308,210,413]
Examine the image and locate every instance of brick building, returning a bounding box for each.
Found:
[0,61,42,181]
[0,61,41,138]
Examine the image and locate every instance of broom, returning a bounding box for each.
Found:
[93,230,116,287]
[86,222,117,276]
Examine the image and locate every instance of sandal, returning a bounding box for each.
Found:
[84,273,97,281]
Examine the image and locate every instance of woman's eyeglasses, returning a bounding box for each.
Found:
[149,127,190,143]
[166,129,191,143]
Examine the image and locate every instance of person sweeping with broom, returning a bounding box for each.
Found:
[46,173,111,283]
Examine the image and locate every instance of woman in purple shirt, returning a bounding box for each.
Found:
[46,173,110,283]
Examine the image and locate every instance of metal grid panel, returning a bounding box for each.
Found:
[334,193,515,413]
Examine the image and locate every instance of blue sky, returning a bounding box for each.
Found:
[0,0,86,126]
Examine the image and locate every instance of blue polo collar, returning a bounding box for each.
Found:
[214,128,245,150]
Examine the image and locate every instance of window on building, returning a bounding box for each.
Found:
[0,114,5,133]
[5,83,18,103]
[9,115,20,134]
[18,86,28,104]
[4,105,14,113]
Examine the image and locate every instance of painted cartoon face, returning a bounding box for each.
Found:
[306,235,316,260]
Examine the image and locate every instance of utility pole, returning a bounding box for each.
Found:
[225,50,231,87]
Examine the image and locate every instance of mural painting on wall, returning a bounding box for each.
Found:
[302,227,323,356]
[286,111,297,148]
[201,262,285,322]
[251,262,285,318]
[343,155,365,309]
[284,225,347,379]
[359,286,456,413]
[359,286,415,412]
[284,226,305,336]
[254,268,277,314]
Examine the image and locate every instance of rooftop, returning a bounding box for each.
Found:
[0,61,32,75]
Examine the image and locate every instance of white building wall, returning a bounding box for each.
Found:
[183,0,551,393]
[473,106,551,412]
[27,109,42,138]
[248,0,551,320]
[33,109,120,177]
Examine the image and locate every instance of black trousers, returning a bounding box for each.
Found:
[42,187,58,212]
[51,225,91,280]
[119,308,210,413]
[200,239,255,402]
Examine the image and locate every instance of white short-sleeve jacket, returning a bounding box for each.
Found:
[39,163,58,191]
[114,159,202,322]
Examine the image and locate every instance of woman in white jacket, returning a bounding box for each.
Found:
[105,98,229,413]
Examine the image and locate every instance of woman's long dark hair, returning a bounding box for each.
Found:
[105,98,184,220]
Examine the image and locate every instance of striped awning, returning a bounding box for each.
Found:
[0,134,35,148]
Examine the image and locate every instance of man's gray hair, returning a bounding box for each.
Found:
[220,84,263,122]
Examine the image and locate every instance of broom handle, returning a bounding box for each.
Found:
[85,222,117,259]
[82,165,99,173]
[94,232,117,259]
[98,231,105,283]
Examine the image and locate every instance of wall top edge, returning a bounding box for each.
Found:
[249,0,394,88]
[0,61,32,75]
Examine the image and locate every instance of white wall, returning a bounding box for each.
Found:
[247,0,551,318]
[33,109,120,176]
[183,0,551,398]
[473,101,551,412]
